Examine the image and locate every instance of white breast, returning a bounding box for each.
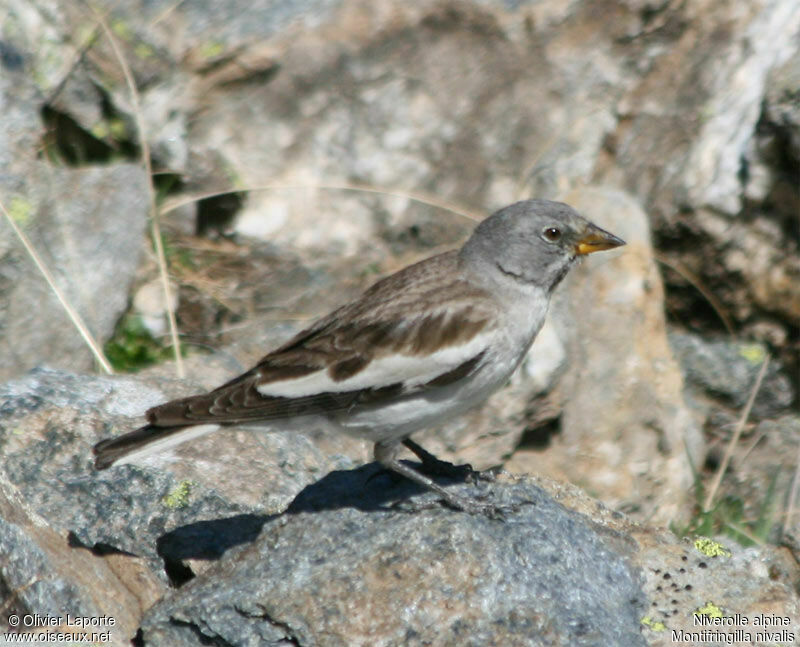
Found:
[334,286,551,443]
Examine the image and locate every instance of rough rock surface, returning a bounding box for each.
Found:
[669,331,795,419]
[0,368,364,582]
[139,475,800,647]
[142,477,650,647]
[0,1,151,380]
[0,472,163,644]
[1,370,799,645]
[9,0,796,344]
[0,165,150,380]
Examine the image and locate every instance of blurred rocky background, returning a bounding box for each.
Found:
[0,0,798,645]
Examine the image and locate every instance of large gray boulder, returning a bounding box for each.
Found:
[142,477,649,647]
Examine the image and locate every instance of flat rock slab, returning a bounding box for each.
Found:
[142,477,648,647]
[140,471,800,647]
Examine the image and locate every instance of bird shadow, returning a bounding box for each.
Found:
[286,460,445,514]
[156,512,272,567]
[156,461,470,569]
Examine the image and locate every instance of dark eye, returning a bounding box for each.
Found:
[542,227,562,242]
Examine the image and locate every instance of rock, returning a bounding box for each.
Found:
[133,279,180,338]
[0,164,150,380]
[598,0,800,221]
[730,51,800,326]
[764,55,800,171]
[0,41,40,178]
[508,187,702,525]
[0,6,154,380]
[0,367,366,582]
[10,0,799,347]
[142,474,650,647]
[0,3,153,382]
[0,472,163,646]
[637,534,800,647]
[668,331,795,419]
[122,0,798,253]
[726,218,800,324]
[676,1,800,216]
[744,53,800,214]
[540,478,800,647]
[140,474,800,647]
[2,370,798,646]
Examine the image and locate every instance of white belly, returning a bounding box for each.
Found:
[333,290,549,443]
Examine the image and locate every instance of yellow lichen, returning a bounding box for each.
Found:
[111,19,133,41]
[109,118,128,140]
[694,537,731,557]
[135,43,155,60]
[91,120,110,140]
[695,602,723,619]
[641,616,667,632]
[199,41,225,60]
[738,344,766,364]
[162,480,193,509]
[8,196,34,226]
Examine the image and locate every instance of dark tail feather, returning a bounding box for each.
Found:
[93,423,202,470]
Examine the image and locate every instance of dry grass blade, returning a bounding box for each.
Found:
[739,430,767,463]
[90,4,184,377]
[723,519,765,546]
[150,0,187,25]
[0,200,114,374]
[702,354,770,513]
[654,253,736,336]
[159,182,483,222]
[782,443,800,539]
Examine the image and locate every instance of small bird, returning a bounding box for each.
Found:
[94,199,624,515]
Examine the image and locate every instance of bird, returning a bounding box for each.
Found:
[93,199,624,515]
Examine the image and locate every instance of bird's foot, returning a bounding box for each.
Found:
[388,488,531,521]
[402,438,495,484]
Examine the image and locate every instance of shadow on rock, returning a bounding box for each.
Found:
[286,461,471,514]
[142,460,490,588]
[157,513,273,563]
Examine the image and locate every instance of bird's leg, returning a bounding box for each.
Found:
[401,438,476,480]
[374,441,503,518]
[402,438,497,484]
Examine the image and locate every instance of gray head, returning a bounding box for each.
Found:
[459,199,625,292]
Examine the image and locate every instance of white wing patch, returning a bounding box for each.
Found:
[256,333,491,398]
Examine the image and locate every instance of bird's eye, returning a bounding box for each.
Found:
[542,227,562,242]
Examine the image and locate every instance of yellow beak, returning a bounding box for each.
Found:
[575,224,626,255]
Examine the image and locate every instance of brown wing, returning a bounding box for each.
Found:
[147,252,495,427]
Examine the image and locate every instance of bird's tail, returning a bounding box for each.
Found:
[93,423,219,470]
